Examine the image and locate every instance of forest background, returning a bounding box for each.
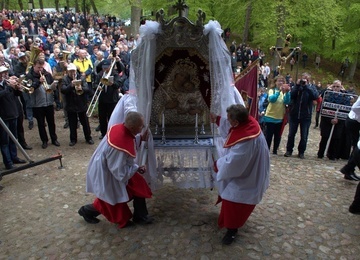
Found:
[3,0,359,85]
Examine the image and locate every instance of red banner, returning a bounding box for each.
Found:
[234,61,259,119]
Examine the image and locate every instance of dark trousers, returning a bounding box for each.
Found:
[265,122,282,153]
[318,119,344,159]
[32,105,57,143]
[0,118,18,167]
[342,117,360,172]
[344,146,360,210]
[352,182,360,210]
[286,117,311,154]
[346,117,360,148]
[17,109,26,146]
[67,111,92,142]
[315,111,320,127]
[98,102,117,136]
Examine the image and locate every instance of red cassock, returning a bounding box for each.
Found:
[215,116,261,229]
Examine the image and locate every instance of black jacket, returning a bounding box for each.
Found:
[61,74,90,112]
[96,71,121,104]
[0,81,20,120]
[289,83,319,120]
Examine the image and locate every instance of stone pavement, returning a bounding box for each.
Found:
[1,111,360,259]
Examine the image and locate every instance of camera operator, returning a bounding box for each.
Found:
[284,72,319,159]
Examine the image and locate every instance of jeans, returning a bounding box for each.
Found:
[286,117,311,154]
[22,92,33,122]
[0,118,18,167]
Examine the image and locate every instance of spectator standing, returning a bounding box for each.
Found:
[263,76,291,154]
[284,72,318,159]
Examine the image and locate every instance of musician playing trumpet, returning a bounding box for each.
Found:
[95,58,121,139]
[61,63,94,146]
[25,57,60,149]
[0,65,27,169]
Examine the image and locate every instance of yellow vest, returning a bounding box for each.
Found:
[73,58,93,82]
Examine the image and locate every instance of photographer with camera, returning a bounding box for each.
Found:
[284,72,318,159]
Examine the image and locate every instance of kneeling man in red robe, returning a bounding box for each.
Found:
[78,111,153,228]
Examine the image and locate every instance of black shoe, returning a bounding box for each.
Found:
[349,205,360,215]
[78,206,100,224]
[222,229,238,245]
[52,140,60,146]
[5,164,16,170]
[95,125,101,132]
[86,139,94,145]
[124,220,136,228]
[317,154,323,159]
[69,141,76,146]
[344,173,360,181]
[99,135,104,140]
[298,153,305,159]
[21,144,33,150]
[272,151,277,155]
[13,157,26,164]
[42,142,48,149]
[133,215,154,224]
[63,122,69,129]
[284,151,292,157]
[28,121,34,130]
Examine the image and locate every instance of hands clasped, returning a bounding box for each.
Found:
[138,165,146,174]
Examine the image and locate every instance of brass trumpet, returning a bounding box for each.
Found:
[40,71,53,93]
[21,79,34,94]
[73,79,84,95]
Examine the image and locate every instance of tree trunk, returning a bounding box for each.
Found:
[18,0,24,10]
[65,0,69,10]
[89,0,98,14]
[39,0,44,9]
[130,1,141,37]
[74,0,80,13]
[55,0,60,11]
[242,2,252,44]
[347,53,358,81]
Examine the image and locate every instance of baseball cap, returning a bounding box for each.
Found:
[0,66,9,73]
[18,52,26,58]
[102,59,111,68]
[67,63,77,71]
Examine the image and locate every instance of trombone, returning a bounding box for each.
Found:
[86,59,116,117]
